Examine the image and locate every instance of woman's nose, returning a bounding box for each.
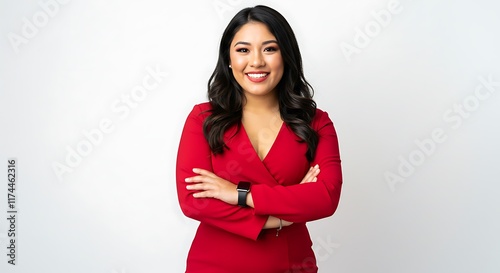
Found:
[249,51,265,67]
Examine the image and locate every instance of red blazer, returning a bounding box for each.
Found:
[176,102,342,273]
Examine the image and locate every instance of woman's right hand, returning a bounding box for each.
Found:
[300,164,320,184]
[263,164,320,230]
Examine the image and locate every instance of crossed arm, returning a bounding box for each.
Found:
[176,105,341,240]
[184,164,321,229]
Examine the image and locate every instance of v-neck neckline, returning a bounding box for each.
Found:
[240,121,285,163]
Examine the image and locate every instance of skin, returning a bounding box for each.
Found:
[229,21,284,106]
[185,22,320,229]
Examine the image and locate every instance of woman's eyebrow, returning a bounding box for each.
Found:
[262,40,278,45]
[234,40,278,47]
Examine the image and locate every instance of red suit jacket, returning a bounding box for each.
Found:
[176,102,342,273]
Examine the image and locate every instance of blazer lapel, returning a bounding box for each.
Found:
[222,124,280,186]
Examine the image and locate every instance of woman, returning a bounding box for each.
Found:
[176,5,342,273]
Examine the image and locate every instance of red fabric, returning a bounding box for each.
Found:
[176,102,342,273]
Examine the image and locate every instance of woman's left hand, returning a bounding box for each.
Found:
[185,168,238,205]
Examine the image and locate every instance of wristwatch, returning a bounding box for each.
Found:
[237,181,251,207]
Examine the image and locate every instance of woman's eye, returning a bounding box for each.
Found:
[264,47,278,52]
[236,48,249,53]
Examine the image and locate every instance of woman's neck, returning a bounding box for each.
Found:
[242,92,280,114]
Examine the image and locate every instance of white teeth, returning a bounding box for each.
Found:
[247,73,268,78]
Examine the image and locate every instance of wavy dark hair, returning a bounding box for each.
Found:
[203,5,318,161]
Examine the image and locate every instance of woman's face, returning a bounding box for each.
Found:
[229,21,284,100]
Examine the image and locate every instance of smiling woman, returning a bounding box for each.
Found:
[176,5,343,273]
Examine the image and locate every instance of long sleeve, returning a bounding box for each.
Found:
[251,110,342,223]
[176,104,268,240]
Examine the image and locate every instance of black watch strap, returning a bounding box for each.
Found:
[237,181,251,207]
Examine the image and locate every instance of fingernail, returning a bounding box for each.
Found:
[314,164,319,168]
[185,178,190,182]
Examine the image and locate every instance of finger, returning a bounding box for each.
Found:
[185,175,213,183]
[306,165,318,176]
[308,169,320,182]
[301,167,320,184]
[301,169,315,183]
[301,174,312,184]
[192,191,214,198]
[302,176,318,184]
[304,166,319,181]
[186,182,215,191]
[192,168,217,178]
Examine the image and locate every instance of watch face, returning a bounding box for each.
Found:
[237,181,251,191]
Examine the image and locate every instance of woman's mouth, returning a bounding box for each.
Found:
[246,72,269,83]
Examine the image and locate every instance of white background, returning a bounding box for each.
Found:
[1,0,500,272]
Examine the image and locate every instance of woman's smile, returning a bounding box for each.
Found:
[246,71,270,82]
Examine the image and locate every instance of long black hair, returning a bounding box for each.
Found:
[203,5,318,161]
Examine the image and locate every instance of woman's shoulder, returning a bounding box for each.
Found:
[311,107,334,130]
[187,102,212,120]
[315,107,327,116]
[193,102,212,111]
[190,101,212,112]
